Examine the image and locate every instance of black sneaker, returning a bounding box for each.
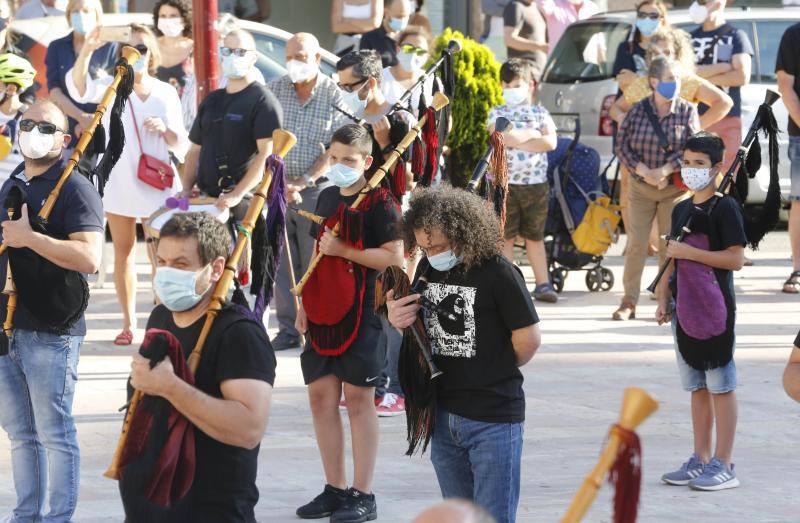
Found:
[330,488,377,523]
[271,331,301,351]
[295,484,347,519]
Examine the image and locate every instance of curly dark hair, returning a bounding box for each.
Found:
[400,185,502,270]
[153,0,193,38]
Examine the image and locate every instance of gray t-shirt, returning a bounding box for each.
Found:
[503,0,547,72]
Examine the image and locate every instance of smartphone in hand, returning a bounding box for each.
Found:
[98,26,132,43]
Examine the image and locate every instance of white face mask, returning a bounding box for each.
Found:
[689,1,709,24]
[503,85,529,106]
[157,17,185,38]
[681,166,714,191]
[19,128,57,160]
[222,54,253,79]
[286,59,318,83]
[397,50,427,73]
[341,83,369,117]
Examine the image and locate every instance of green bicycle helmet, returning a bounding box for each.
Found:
[0,54,37,91]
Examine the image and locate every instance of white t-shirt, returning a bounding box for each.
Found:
[381,67,441,118]
[488,103,556,185]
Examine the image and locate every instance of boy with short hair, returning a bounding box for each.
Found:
[656,131,745,491]
[295,123,404,522]
[489,58,558,302]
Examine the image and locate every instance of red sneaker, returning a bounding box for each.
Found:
[375,393,405,417]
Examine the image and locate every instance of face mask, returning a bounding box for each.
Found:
[656,80,679,100]
[427,249,461,272]
[635,17,659,37]
[19,128,56,160]
[157,17,185,38]
[222,53,253,79]
[681,166,714,191]
[153,265,211,312]
[397,51,427,73]
[389,16,409,32]
[132,56,148,73]
[71,12,96,35]
[503,85,528,106]
[341,84,369,117]
[326,162,363,188]
[286,59,318,83]
[689,1,708,24]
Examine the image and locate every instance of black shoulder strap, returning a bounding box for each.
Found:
[210,91,236,187]
[642,98,672,155]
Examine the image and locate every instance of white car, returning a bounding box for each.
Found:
[538,7,800,204]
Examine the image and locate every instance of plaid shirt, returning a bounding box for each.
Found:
[616,96,700,178]
[268,73,346,180]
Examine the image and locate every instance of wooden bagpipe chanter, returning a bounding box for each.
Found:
[0,45,142,355]
[103,129,297,517]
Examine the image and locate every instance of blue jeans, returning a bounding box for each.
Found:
[430,408,524,523]
[0,330,83,522]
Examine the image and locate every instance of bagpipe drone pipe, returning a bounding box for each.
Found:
[0,45,141,356]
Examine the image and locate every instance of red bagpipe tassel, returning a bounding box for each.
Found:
[608,424,642,523]
[419,107,439,187]
[488,130,508,229]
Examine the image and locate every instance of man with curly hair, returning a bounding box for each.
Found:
[387,185,541,523]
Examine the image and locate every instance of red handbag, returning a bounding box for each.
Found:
[130,104,174,190]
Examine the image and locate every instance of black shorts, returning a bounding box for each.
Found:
[300,310,386,387]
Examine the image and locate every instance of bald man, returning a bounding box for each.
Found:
[182,29,283,215]
[268,32,345,351]
[0,101,104,522]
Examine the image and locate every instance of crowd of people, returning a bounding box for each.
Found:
[0,0,797,522]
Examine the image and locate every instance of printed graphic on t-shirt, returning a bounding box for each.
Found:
[692,34,736,65]
[423,282,477,358]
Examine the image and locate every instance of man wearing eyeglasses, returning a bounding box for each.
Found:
[0,101,104,522]
[182,29,283,214]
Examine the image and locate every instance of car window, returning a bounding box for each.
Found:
[542,22,630,84]
[755,20,794,83]
[252,31,338,77]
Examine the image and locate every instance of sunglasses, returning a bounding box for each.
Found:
[19,119,66,135]
[400,44,427,56]
[337,78,368,93]
[636,11,660,20]
[220,46,251,57]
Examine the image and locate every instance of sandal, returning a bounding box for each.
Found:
[114,329,134,346]
[782,271,800,294]
[612,301,636,321]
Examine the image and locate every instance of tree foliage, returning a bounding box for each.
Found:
[432,28,503,188]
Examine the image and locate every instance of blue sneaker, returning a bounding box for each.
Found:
[661,454,705,486]
[689,457,740,491]
[533,283,558,303]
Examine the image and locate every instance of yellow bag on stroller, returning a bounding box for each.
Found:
[571,195,621,256]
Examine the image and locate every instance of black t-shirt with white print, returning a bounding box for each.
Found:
[415,255,539,423]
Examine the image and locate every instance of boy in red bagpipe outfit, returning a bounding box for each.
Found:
[295,123,404,522]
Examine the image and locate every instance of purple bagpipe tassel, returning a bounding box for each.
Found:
[251,154,288,321]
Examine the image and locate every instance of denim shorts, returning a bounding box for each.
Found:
[789,135,800,201]
[672,319,737,394]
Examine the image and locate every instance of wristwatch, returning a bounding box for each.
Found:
[303,174,316,188]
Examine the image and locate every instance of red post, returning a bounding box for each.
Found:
[193,0,220,103]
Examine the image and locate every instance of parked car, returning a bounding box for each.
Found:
[538,7,800,204]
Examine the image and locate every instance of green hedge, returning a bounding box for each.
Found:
[432,28,503,188]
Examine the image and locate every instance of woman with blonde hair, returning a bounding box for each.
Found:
[67,23,189,345]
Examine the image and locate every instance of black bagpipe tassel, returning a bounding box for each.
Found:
[0,332,8,356]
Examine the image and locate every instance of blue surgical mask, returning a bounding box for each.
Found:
[635,17,659,37]
[222,54,252,79]
[71,12,96,35]
[153,265,211,312]
[656,80,679,100]
[326,162,363,188]
[502,86,528,106]
[428,250,461,272]
[389,16,409,32]
[132,56,147,73]
[341,84,368,117]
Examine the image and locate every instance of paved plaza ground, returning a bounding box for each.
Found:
[0,232,798,522]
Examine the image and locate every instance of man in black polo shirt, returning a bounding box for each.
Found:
[182,29,283,211]
[0,101,104,522]
[126,212,276,521]
[359,0,413,68]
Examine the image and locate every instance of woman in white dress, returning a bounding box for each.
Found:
[330,0,383,56]
[67,23,189,345]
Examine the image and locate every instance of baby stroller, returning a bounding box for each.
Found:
[545,113,616,293]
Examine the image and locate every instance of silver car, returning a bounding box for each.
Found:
[538,7,800,204]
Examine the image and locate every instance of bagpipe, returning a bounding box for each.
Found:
[103,130,297,506]
[561,388,658,523]
[646,90,782,294]
[0,45,140,356]
[468,116,511,228]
